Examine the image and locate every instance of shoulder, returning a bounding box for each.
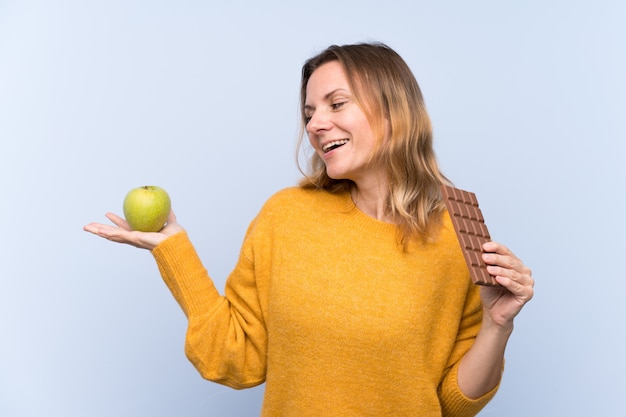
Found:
[261,186,350,214]
[265,186,311,204]
[242,187,348,244]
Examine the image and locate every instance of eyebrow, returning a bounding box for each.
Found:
[304,88,349,112]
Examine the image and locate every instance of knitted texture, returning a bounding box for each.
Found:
[152,187,498,416]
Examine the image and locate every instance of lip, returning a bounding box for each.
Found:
[321,139,350,155]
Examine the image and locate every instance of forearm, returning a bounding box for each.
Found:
[152,231,223,317]
[457,319,513,399]
[152,231,268,387]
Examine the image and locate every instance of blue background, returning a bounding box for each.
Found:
[1,1,624,416]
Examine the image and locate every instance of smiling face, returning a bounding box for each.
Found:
[304,61,387,189]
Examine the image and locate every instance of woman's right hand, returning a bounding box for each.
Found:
[83,210,184,250]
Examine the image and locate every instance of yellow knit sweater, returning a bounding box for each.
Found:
[152,187,498,416]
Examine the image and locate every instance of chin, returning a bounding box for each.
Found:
[325,169,348,181]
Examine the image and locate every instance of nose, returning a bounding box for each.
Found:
[305,110,333,134]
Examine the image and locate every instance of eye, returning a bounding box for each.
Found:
[303,105,314,124]
[331,101,347,110]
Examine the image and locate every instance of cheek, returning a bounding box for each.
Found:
[308,134,319,151]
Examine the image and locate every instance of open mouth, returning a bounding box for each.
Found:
[323,139,349,153]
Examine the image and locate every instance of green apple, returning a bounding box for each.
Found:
[123,185,171,232]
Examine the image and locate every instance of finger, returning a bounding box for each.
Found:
[482,241,515,257]
[486,262,534,301]
[105,212,131,230]
[482,251,518,270]
[486,263,521,281]
[84,222,158,249]
[486,259,533,283]
[482,249,531,277]
[83,222,118,237]
[83,222,105,235]
[167,209,177,224]
[495,274,534,302]
[482,242,518,270]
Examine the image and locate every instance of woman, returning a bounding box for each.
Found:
[84,42,533,416]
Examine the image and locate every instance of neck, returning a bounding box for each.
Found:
[351,180,391,222]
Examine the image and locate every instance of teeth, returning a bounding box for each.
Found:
[323,139,349,152]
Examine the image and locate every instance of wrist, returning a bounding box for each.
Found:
[481,313,515,337]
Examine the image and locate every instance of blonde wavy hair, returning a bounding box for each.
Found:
[297,42,451,245]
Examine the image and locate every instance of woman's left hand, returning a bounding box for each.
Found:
[456,242,534,398]
[480,241,534,329]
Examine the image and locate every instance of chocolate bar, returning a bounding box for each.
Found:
[440,185,498,286]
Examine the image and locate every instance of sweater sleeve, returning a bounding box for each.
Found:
[438,284,500,417]
[151,230,267,389]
